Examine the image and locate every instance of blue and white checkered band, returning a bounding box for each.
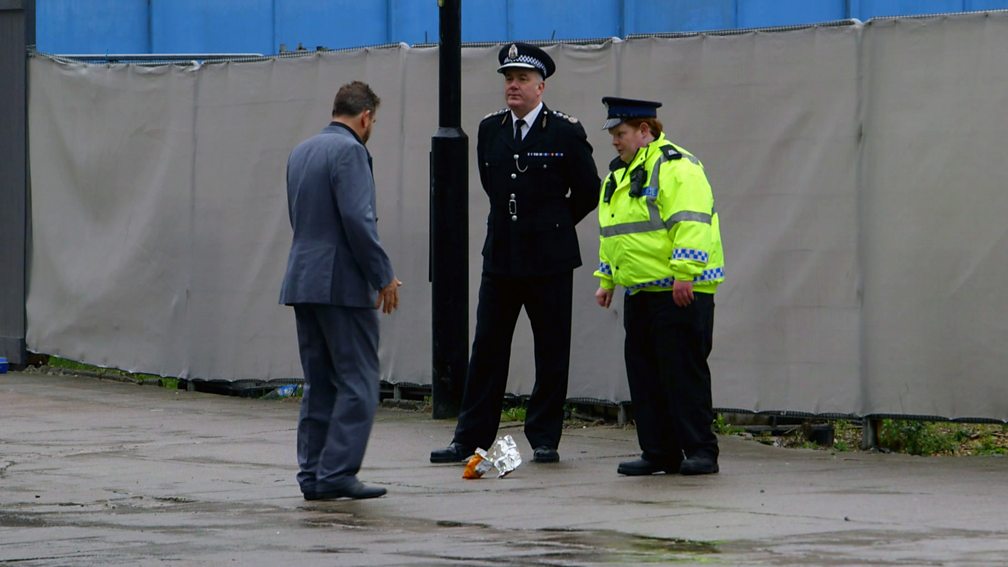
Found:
[672,248,710,263]
[693,266,725,282]
[504,54,546,76]
[625,277,675,294]
[598,262,613,276]
[624,268,724,294]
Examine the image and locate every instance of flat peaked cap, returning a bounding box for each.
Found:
[601,96,662,130]
[497,42,555,79]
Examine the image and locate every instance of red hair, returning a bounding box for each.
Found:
[622,117,663,137]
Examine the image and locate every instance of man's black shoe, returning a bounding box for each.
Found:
[679,456,719,475]
[304,481,387,501]
[430,442,473,463]
[617,458,678,476]
[532,446,559,463]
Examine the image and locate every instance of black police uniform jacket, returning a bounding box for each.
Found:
[477,105,601,276]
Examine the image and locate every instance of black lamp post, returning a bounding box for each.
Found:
[429,0,467,418]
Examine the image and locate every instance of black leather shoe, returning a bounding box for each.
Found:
[679,456,719,475]
[430,442,473,463]
[617,458,678,476]
[532,446,559,463]
[306,481,387,501]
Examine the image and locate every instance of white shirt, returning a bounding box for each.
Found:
[511,101,543,141]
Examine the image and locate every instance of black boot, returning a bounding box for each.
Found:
[430,442,474,463]
[617,458,678,476]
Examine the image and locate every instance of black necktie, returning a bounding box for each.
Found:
[514,118,525,145]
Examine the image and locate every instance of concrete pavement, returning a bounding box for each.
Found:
[2,371,1007,565]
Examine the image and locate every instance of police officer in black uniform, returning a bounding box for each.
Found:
[431,43,600,464]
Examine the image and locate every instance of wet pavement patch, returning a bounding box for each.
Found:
[308,545,365,555]
[535,529,721,564]
[151,496,197,504]
[0,512,48,528]
[292,510,722,564]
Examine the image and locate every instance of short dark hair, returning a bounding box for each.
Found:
[332,81,380,117]
[623,117,663,137]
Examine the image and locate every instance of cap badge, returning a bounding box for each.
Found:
[508,44,518,60]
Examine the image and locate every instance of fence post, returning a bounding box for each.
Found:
[0,0,32,367]
[861,417,880,450]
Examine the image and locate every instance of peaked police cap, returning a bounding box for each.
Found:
[601,96,662,130]
[497,42,555,79]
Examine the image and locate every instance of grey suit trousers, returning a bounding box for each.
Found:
[293,304,379,494]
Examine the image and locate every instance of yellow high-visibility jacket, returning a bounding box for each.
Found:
[594,133,724,294]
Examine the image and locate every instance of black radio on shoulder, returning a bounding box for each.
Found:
[628,166,647,198]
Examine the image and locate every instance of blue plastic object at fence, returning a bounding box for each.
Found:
[0,357,8,374]
[264,384,301,399]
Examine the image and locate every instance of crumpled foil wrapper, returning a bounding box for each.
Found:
[462,434,523,479]
[484,434,523,478]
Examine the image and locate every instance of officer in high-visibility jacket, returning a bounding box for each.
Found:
[594,97,724,476]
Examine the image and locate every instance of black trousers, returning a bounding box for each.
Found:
[624,290,718,465]
[452,271,573,451]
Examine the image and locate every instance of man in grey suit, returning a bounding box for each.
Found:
[280,81,401,501]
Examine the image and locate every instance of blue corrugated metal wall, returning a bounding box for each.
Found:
[36,0,1008,54]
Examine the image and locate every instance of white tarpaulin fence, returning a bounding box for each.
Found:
[26,12,1008,420]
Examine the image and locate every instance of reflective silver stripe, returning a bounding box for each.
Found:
[664,210,712,228]
[601,209,712,236]
[601,219,662,237]
[643,149,667,195]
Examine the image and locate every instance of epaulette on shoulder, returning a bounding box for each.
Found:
[660,143,701,165]
[549,109,579,124]
[661,145,683,160]
[483,108,508,121]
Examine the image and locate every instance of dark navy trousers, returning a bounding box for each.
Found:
[452,270,573,451]
[623,290,718,466]
[293,304,379,494]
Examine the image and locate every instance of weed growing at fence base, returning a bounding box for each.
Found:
[747,417,1008,457]
[44,356,177,389]
[878,420,1008,456]
[878,419,958,455]
[502,405,527,423]
[714,414,744,435]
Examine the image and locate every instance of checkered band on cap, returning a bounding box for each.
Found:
[503,54,546,75]
[498,43,555,78]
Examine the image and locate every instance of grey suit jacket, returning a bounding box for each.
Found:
[279,122,394,308]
